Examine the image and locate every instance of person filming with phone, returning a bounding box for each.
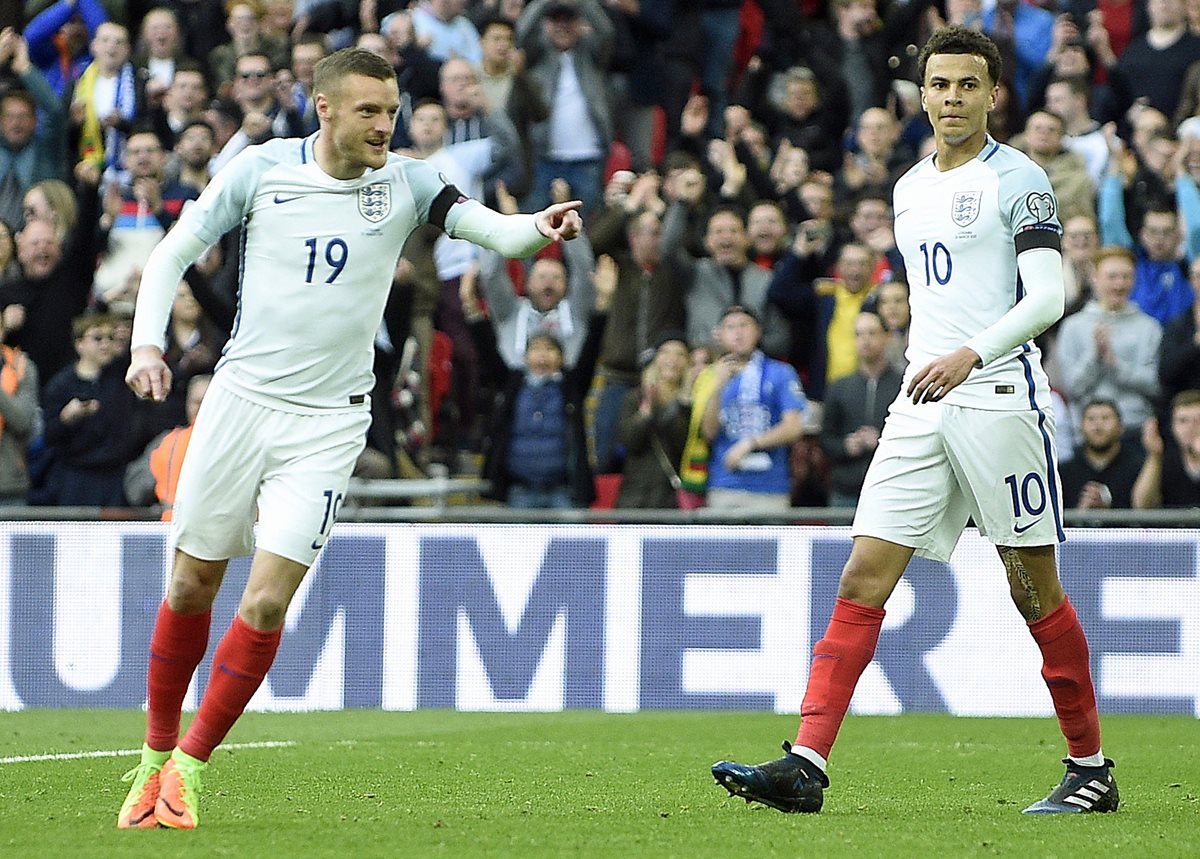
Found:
[700,305,806,510]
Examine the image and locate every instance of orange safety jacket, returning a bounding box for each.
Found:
[148,424,192,522]
[0,346,27,439]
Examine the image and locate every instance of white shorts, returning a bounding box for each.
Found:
[171,376,370,567]
[852,396,1064,563]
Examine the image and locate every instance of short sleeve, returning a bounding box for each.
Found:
[773,363,808,414]
[999,158,1062,254]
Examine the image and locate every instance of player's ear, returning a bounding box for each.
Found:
[989,86,999,111]
[314,91,332,122]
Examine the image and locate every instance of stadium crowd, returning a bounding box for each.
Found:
[6,0,1200,512]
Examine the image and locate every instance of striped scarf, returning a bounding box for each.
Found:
[76,60,138,169]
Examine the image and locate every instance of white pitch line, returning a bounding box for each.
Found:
[0,740,296,765]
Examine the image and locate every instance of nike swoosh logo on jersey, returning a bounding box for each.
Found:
[1013,519,1042,534]
[274,193,303,204]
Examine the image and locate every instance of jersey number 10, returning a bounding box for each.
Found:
[919,242,952,286]
[304,237,349,284]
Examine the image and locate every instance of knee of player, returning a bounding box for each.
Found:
[167,574,219,613]
[239,590,289,631]
[835,564,891,608]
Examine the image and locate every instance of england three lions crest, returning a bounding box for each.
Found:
[951,190,982,227]
[358,183,390,223]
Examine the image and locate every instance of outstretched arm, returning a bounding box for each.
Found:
[444,197,583,257]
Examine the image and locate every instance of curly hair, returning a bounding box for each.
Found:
[917,26,1003,88]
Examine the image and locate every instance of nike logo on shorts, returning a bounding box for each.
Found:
[274,193,303,204]
[1013,519,1041,534]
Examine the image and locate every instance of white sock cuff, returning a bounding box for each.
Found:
[789,745,828,773]
[1068,750,1106,768]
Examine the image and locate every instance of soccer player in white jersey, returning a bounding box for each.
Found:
[712,27,1119,816]
[116,48,583,831]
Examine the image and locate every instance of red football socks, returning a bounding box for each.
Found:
[1028,597,1102,758]
[795,597,886,760]
[146,601,212,753]
[179,615,282,763]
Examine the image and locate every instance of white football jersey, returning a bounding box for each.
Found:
[177,134,458,412]
[893,137,1062,411]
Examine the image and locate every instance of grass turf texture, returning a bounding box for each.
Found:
[0,711,1196,858]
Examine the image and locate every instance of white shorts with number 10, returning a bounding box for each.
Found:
[852,395,1065,563]
[171,375,370,567]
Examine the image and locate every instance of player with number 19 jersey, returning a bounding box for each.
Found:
[176,133,456,412]
[892,137,1061,411]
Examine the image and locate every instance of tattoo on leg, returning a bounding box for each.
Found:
[999,546,1042,621]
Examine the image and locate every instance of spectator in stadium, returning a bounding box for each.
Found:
[517,0,614,217]
[1060,214,1100,315]
[1059,398,1144,509]
[282,36,327,136]
[769,240,880,401]
[800,0,937,124]
[437,57,528,200]
[847,195,903,283]
[211,51,308,170]
[1100,154,1194,325]
[40,312,149,506]
[476,15,547,198]
[834,107,916,202]
[123,372,211,517]
[1011,110,1096,222]
[133,6,186,103]
[701,304,806,511]
[1158,255,1200,403]
[1055,246,1162,442]
[1043,75,1108,186]
[875,279,910,372]
[166,119,217,193]
[93,128,200,307]
[614,332,692,509]
[603,0,673,173]
[1110,0,1200,122]
[745,200,790,271]
[471,253,612,508]
[1133,388,1200,507]
[0,31,67,229]
[207,3,290,95]
[0,167,102,386]
[0,220,17,288]
[117,47,586,831]
[380,10,443,148]
[475,229,595,371]
[412,0,483,64]
[146,61,209,150]
[587,177,686,472]
[819,311,903,508]
[23,0,107,99]
[0,308,38,505]
[70,22,142,171]
[665,202,789,360]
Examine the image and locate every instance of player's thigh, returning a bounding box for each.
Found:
[942,406,1064,549]
[171,381,267,561]
[852,398,972,563]
[255,409,371,568]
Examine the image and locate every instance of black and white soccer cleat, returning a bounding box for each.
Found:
[1022,758,1119,814]
[711,741,828,814]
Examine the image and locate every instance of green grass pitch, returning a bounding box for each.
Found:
[1,710,1197,858]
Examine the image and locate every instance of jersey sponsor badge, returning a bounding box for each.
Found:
[358,183,391,223]
[1025,191,1056,222]
[951,190,982,227]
